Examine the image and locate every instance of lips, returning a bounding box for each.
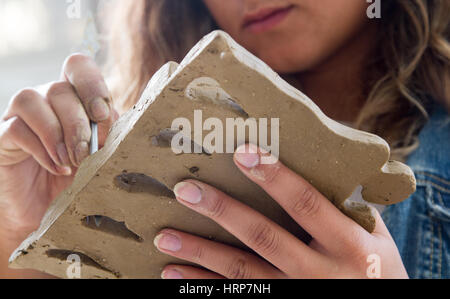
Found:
[242,4,295,33]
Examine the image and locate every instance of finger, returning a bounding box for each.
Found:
[61,54,111,122]
[172,181,329,276]
[233,144,370,250]
[98,107,119,148]
[4,89,71,175]
[0,117,60,175]
[162,265,224,279]
[47,81,91,167]
[371,207,391,237]
[154,229,283,279]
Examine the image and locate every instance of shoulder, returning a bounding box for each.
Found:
[406,105,450,179]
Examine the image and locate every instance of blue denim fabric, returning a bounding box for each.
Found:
[382,106,450,279]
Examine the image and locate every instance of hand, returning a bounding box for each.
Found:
[0,54,118,249]
[154,144,408,279]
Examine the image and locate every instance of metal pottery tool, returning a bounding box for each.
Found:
[80,12,102,228]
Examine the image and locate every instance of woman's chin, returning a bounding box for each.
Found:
[257,56,315,74]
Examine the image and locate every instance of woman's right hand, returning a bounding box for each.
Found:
[0,54,119,250]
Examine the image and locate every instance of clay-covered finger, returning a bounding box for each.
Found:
[61,54,111,122]
[233,144,371,251]
[4,89,71,174]
[154,229,282,279]
[47,81,91,167]
[161,265,224,279]
[171,180,328,276]
[0,117,62,175]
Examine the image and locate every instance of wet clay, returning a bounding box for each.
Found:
[9,31,416,279]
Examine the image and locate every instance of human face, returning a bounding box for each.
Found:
[203,0,372,73]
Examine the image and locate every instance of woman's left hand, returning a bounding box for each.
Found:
[153,144,408,279]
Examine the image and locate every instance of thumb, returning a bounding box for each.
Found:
[98,107,120,148]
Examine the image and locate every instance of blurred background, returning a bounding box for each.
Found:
[0,0,102,114]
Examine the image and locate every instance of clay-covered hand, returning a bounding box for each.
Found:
[0,54,118,248]
[154,144,409,279]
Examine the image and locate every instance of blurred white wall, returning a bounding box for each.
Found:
[0,0,100,114]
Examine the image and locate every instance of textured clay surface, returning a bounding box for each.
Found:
[9,31,416,279]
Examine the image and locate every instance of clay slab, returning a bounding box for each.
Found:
[9,31,416,278]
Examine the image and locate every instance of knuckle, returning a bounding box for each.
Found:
[77,77,104,93]
[46,81,73,99]
[10,88,39,109]
[192,245,205,262]
[261,163,282,185]
[247,222,279,256]
[7,117,25,136]
[225,257,252,279]
[71,118,90,139]
[64,53,91,70]
[291,186,320,218]
[207,195,227,219]
[343,228,369,256]
[40,124,60,144]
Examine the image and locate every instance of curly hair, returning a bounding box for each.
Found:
[104,0,450,162]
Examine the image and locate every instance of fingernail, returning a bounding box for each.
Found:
[154,233,182,252]
[75,141,89,166]
[56,165,72,176]
[162,269,183,279]
[174,182,202,204]
[235,145,260,168]
[56,143,70,166]
[89,97,110,121]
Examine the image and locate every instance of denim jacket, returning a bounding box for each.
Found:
[382,105,450,279]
